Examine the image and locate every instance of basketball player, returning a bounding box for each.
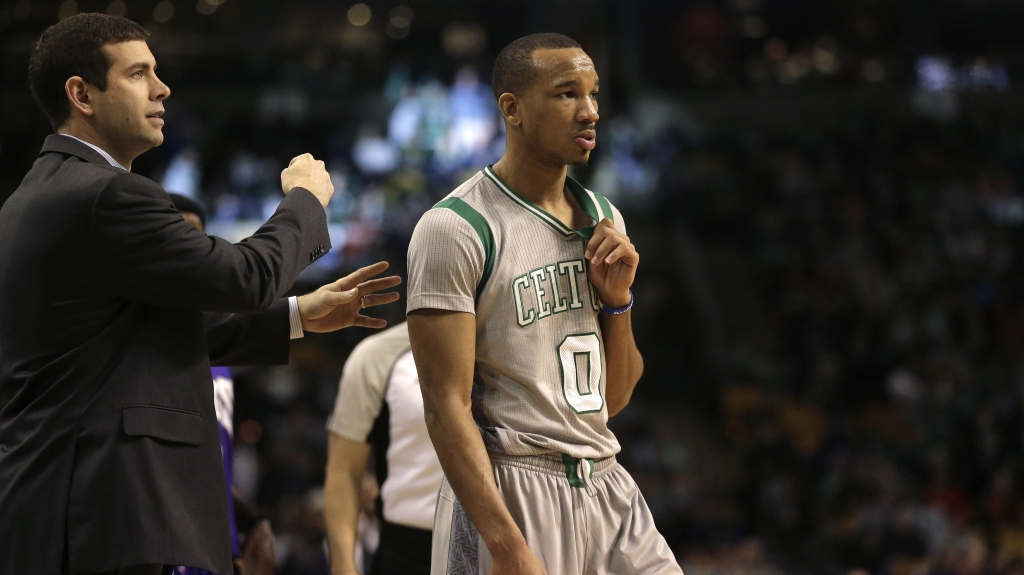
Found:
[324,322,442,575]
[406,34,682,575]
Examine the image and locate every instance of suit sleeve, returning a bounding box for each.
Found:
[204,299,291,366]
[91,174,330,313]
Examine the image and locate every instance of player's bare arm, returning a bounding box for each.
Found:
[408,310,548,575]
[585,218,644,416]
[323,434,372,575]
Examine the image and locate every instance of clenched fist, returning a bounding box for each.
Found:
[281,153,334,207]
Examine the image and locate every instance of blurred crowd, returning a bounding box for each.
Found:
[607,94,1024,575]
[157,61,504,278]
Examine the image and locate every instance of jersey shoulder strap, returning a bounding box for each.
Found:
[433,196,496,297]
[589,190,615,225]
[564,175,615,226]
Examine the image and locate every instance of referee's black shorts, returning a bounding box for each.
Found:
[371,520,432,575]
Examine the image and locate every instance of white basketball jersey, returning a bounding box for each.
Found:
[407,166,623,459]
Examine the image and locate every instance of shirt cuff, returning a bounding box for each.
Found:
[288,296,304,339]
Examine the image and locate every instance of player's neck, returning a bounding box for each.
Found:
[492,151,570,214]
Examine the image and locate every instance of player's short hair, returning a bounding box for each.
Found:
[492,33,582,100]
[29,13,149,130]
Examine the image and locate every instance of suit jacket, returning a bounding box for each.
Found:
[0,135,330,575]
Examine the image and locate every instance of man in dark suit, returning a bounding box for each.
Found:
[0,13,397,575]
[164,194,400,575]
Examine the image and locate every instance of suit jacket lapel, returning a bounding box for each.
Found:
[39,133,114,167]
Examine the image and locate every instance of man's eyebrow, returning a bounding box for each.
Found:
[553,78,599,89]
[126,61,152,71]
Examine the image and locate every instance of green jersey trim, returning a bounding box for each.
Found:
[483,165,601,239]
[592,191,615,226]
[433,197,496,297]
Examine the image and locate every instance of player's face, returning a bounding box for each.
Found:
[520,48,599,166]
[91,40,170,156]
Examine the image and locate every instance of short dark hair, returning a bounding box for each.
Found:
[492,33,582,100]
[29,13,149,130]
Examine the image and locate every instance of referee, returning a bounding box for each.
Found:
[324,322,441,575]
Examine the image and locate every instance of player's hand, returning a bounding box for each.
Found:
[297,261,402,332]
[281,153,334,207]
[235,518,274,575]
[583,218,637,309]
[489,545,548,575]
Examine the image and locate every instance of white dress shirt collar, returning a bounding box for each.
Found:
[59,134,126,171]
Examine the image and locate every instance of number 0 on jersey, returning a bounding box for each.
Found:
[559,333,604,414]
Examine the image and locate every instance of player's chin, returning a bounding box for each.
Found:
[569,150,591,167]
[565,146,598,166]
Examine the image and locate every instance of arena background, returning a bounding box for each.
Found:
[5,1,1024,574]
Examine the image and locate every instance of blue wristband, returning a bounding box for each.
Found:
[601,290,633,315]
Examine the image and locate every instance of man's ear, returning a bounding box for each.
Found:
[497,93,521,127]
[65,76,95,118]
